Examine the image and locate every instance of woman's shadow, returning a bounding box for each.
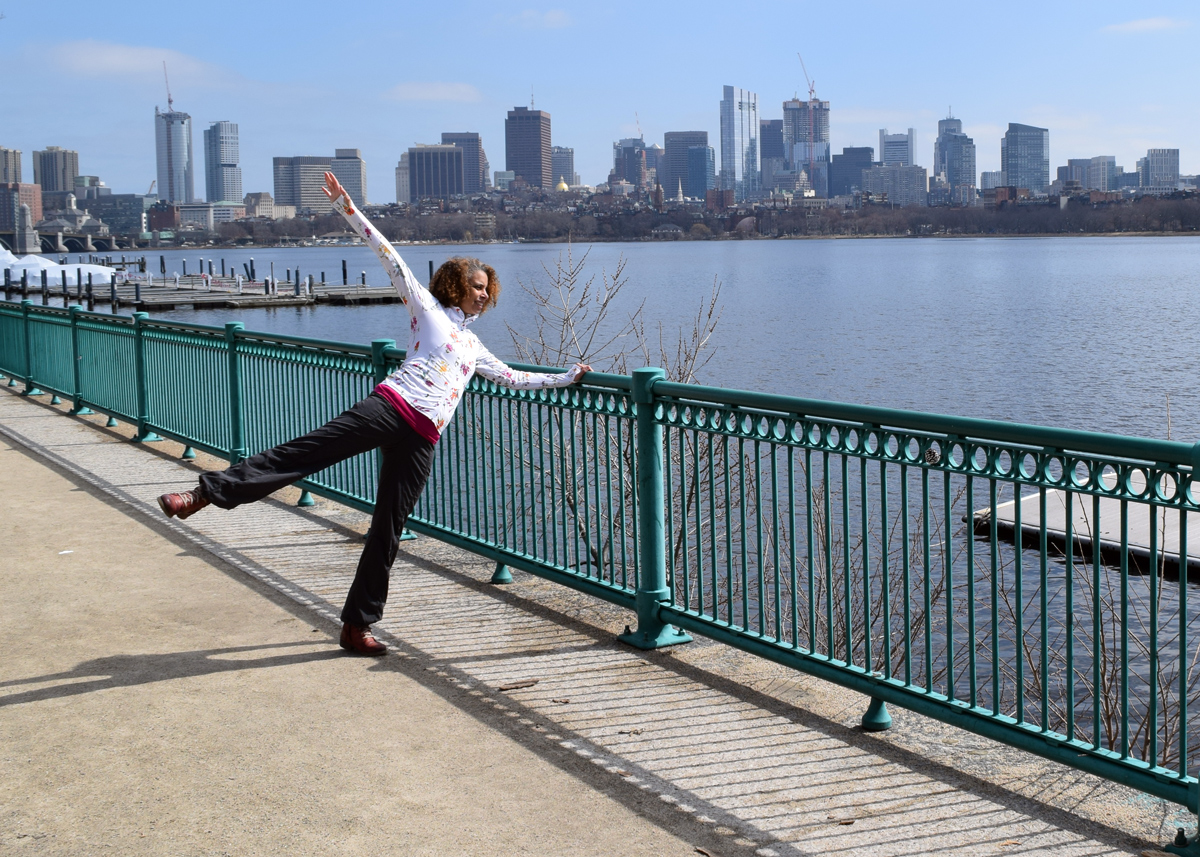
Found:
[1,641,343,707]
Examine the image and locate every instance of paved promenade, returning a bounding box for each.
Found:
[0,384,1188,856]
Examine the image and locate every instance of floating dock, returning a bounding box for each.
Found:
[3,275,400,312]
[973,486,1200,576]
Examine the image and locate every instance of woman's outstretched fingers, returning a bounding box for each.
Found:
[322,171,345,203]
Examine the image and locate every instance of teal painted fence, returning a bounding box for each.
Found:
[4,298,1199,817]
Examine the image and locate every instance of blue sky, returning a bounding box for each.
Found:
[5,1,1196,200]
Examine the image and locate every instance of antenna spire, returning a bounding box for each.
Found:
[530,86,534,109]
[163,61,174,111]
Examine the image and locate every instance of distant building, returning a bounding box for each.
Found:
[686,145,716,198]
[662,132,707,200]
[980,171,1004,190]
[203,121,242,204]
[33,146,80,194]
[612,138,647,188]
[1057,159,1090,186]
[493,170,515,191]
[155,108,194,203]
[505,106,552,188]
[0,183,42,231]
[77,194,156,233]
[441,132,489,194]
[933,117,976,205]
[783,98,830,196]
[720,85,759,200]
[408,144,464,201]
[331,149,367,206]
[551,146,578,187]
[147,201,180,231]
[878,129,914,166]
[861,164,928,207]
[1084,156,1118,192]
[1141,148,1180,193]
[0,148,21,183]
[759,119,785,191]
[394,153,410,204]
[273,156,333,213]
[243,192,276,218]
[644,144,665,187]
[828,147,874,197]
[1000,123,1049,193]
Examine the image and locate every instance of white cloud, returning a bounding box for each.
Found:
[384,82,482,103]
[45,40,237,88]
[514,9,571,29]
[1102,17,1190,34]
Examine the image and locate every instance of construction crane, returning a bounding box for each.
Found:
[147,180,156,195]
[162,61,173,111]
[796,53,818,193]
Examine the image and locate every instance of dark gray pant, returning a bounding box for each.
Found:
[199,393,436,627]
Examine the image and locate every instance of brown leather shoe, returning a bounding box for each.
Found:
[340,623,387,656]
[157,488,210,520]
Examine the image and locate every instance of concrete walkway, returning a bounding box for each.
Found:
[0,384,1187,856]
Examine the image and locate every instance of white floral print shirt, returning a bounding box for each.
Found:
[333,195,583,436]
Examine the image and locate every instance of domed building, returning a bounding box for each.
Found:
[555,176,570,192]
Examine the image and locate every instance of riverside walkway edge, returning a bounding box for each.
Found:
[0,384,1189,856]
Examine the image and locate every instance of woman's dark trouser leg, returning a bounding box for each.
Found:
[341,419,436,628]
[199,394,402,509]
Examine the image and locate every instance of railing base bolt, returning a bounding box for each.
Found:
[1164,826,1200,855]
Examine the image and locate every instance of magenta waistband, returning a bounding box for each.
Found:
[374,383,440,444]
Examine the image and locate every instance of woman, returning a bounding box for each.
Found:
[158,171,590,655]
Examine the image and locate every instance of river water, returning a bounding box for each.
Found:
[141,235,1200,442]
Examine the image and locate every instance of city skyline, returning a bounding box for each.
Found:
[3,1,1196,198]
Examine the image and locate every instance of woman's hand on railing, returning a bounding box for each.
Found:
[572,363,592,383]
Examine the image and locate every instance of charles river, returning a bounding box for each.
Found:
[148,235,1200,444]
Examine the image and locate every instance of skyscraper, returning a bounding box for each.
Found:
[273,156,333,213]
[1000,123,1049,193]
[331,149,368,206]
[782,98,830,196]
[505,106,552,188]
[686,146,716,198]
[0,148,21,183]
[720,85,759,200]
[155,108,194,203]
[1086,156,1117,192]
[1141,149,1179,192]
[441,132,488,194]
[551,146,578,187]
[203,121,241,203]
[395,153,410,204]
[933,116,976,205]
[33,146,80,193]
[878,129,915,166]
[662,132,707,200]
[828,147,874,197]
[612,138,646,188]
[408,145,464,201]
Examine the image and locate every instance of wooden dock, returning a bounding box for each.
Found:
[4,275,401,312]
[973,485,1200,576]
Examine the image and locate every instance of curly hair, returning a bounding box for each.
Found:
[428,257,500,314]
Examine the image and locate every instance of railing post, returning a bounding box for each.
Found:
[131,312,162,442]
[225,322,247,464]
[619,367,691,649]
[67,305,92,415]
[19,300,43,396]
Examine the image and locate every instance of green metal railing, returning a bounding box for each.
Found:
[4,299,1199,826]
